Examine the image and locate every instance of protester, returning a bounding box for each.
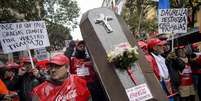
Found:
[175,46,195,101]
[36,60,50,81]
[3,62,20,91]
[0,79,11,101]
[146,38,174,97]
[64,40,76,58]
[189,44,201,101]
[17,57,41,101]
[32,54,91,101]
[70,41,107,101]
[0,65,19,101]
[70,41,95,83]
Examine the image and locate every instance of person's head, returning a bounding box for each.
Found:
[48,54,70,82]
[192,43,199,52]
[147,38,166,54]
[20,57,36,72]
[5,62,19,76]
[69,40,76,48]
[75,41,86,59]
[175,46,186,58]
[0,62,19,80]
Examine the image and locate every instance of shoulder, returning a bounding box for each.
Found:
[32,81,48,93]
[69,75,87,88]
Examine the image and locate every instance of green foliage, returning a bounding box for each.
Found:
[121,0,158,39]
[0,0,80,51]
[44,0,80,28]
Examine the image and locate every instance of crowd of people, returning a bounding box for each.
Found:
[0,41,106,101]
[0,39,200,101]
[138,38,201,101]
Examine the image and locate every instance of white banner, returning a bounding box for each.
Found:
[0,21,50,53]
[158,8,188,34]
[126,83,153,101]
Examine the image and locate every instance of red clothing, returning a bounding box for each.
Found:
[70,57,96,83]
[145,54,160,79]
[32,75,90,101]
[180,64,193,86]
[0,79,19,101]
[0,79,9,95]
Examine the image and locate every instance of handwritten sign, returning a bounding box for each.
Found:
[158,8,188,34]
[0,21,50,53]
[35,48,49,61]
[126,83,153,101]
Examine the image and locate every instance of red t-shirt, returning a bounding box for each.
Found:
[70,57,96,83]
[32,75,91,101]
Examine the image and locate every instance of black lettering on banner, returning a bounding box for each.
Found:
[2,30,24,37]
[2,38,15,43]
[8,41,26,50]
[36,40,43,46]
[34,22,45,28]
[0,24,14,30]
[26,29,43,34]
[19,35,44,42]
[159,9,187,33]
[24,23,32,28]
[159,23,170,32]
[16,23,23,29]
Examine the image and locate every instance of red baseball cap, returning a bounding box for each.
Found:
[20,57,37,63]
[36,59,48,69]
[48,54,69,66]
[147,38,166,49]
[6,62,20,69]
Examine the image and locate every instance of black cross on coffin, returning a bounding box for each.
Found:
[80,8,168,101]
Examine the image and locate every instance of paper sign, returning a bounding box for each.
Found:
[35,48,49,61]
[0,21,50,53]
[77,65,90,76]
[126,83,153,101]
[158,8,188,34]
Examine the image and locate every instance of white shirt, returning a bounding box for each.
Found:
[151,53,169,80]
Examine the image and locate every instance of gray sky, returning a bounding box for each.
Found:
[71,0,103,40]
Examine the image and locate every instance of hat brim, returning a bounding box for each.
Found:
[48,60,65,66]
[157,41,166,46]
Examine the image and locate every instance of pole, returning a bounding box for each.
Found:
[28,49,35,69]
[26,42,35,69]
[171,32,174,52]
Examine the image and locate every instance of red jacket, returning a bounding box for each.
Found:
[145,54,160,79]
[70,57,96,83]
[32,75,90,101]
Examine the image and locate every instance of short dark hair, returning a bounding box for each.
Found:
[77,41,85,46]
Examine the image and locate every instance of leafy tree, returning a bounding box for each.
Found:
[121,0,157,39]
[0,0,80,50]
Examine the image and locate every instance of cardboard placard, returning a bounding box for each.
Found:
[158,8,188,34]
[126,83,153,101]
[0,21,50,53]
